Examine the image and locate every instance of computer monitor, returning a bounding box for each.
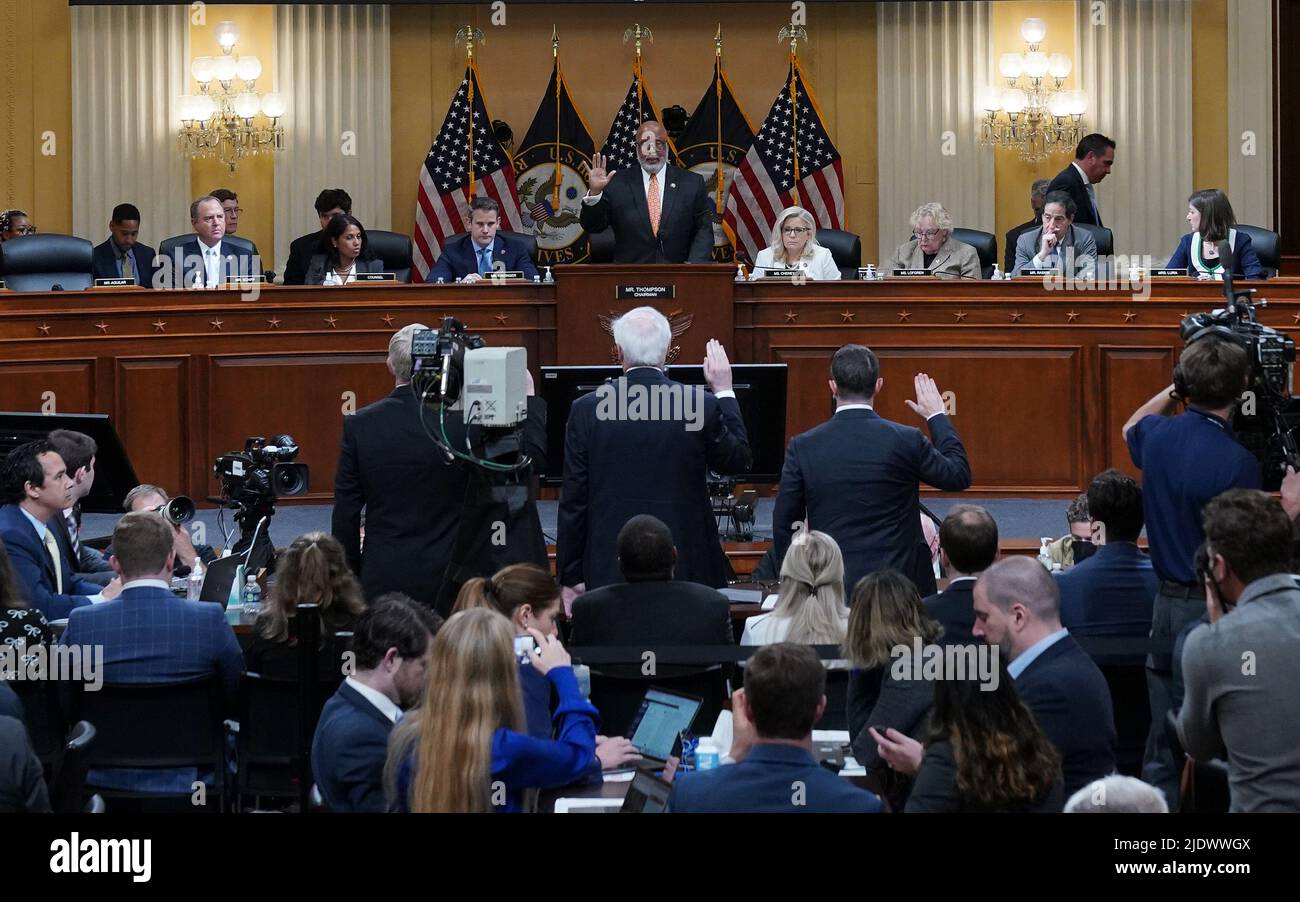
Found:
[0,412,139,514]
[539,363,788,485]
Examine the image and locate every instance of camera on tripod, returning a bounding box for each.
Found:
[709,474,758,541]
[410,316,528,428]
[214,435,310,505]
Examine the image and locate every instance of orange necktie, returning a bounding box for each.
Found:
[647,172,661,236]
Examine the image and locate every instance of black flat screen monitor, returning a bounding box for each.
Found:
[539,363,787,485]
[0,412,139,514]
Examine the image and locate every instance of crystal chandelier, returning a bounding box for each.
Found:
[177,21,286,173]
[978,18,1088,163]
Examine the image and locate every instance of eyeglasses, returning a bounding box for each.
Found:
[913,229,942,240]
[782,227,811,236]
[11,225,36,236]
[223,207,243,216]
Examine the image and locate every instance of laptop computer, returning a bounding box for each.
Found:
[619,770,673,813]
[625,686,704,765]
[198,555,244,609]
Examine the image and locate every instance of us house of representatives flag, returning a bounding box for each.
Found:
[413,63,525,281]
[514,59,597,265]
[675,56,755,263]
[724,60,844,265]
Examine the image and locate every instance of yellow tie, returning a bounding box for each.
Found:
[647,172,661,236]
[44,529,63,595]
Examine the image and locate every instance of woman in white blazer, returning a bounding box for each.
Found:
[750,206,841,280]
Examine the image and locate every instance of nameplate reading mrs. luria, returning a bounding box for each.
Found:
[616,284,676,300]
[1149,269,1185,277]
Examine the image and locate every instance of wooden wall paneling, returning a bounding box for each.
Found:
[0,360,95,415]
[1099,345,1179,478]
[114,356,190,497]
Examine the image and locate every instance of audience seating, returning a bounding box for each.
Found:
[1164,710,1229,813]
[12,677,66,776]
[0,234,94,291]
[951,228,997,279]
[1098,662,1150,778]
[817,228,862,279]
[236,671,345,809]
[820,668,850,732]
[49,720,96,814]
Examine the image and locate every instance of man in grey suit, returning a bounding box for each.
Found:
[1177,489,1300,812]
[1012,191,1096,277]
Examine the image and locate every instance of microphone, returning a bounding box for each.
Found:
[1217,239,1237,305]
[51,283,64,291]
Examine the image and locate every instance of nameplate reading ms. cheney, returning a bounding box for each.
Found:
[616,284,676,300]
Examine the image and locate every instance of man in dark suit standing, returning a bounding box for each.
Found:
[157,195,258,288]
[570,515,734,663]
[0,441,121,620]
[311,594,441,812]
[90,203,155,286]
[579,120,714,264]
[1046,133,1115,229]
[973,556,1116,799]
[331,324,547,609]
[558,308,751,604]
[772,344,970,599]
[1003,180,1049,274]
[283,188,351,285]
[925,504,998,647]
[59,511,243,795]
[425,196,538,283]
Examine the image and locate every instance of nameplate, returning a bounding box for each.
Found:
[1018,269,1054,277]
[760,268,802,279]
[891,269,931,277]
[93,277,135,288]
[1150,269,1185,277]
[228,275,266,285]
[352,272,397,283]
[487,270,527,283]
[616,284,675,300]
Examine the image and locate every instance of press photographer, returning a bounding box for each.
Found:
[331,322,546,614]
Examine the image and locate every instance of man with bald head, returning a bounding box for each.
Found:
[580,120,714,263]
[973,556,1116,796]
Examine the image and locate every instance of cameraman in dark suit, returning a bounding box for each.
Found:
[331,324,547,610]
[557,307,750,605]
[579,120,714,264]
[771,344,971,598]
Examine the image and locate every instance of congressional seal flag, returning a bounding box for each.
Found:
[723,55,844,265]
[413,51,524,282]
[514,36,598,265]
[675,30,755,263]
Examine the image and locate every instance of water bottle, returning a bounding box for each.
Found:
[240,575,262,625]
[1038,537,1054,571]
[695,738,720,771]
[679,731,699,771]
[187,558,206,602]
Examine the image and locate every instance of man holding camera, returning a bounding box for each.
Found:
[122,484,216,579]
[1122,335,1261,803]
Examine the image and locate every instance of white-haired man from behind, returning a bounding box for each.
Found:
[557,307,752,607]
[1064,776,1169,813]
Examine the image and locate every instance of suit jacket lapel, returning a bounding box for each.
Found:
[929,242,953,272]
[657,166,680,235]
[626,169,652,239]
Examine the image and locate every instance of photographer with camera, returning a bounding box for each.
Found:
[1122,335,1261,804]
[122,484,216,579]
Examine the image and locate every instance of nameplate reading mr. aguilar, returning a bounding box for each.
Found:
[616,284,676,300]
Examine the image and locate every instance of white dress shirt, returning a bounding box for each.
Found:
[834,401,944,422]
[345,676,401,723]
[582,163,668,209]
[323,262,357,286]
[198,239,223,287]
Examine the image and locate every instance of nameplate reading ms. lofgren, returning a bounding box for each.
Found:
[616,284,676,300]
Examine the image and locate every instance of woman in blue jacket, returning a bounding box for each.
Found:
[1166,188,1267,279]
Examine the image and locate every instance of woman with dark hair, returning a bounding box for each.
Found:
[244,531,365,678]
[0,210,36,242]
[0,542,52,655]
[304,213,386,285]
[1166,188,1267,280]
[903,665,1064,812]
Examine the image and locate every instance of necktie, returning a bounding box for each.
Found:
[65,510,80,556]
[647,172,661,236]
[1085,183,1101,225]
[44,530,63,595]
[477,247,491,276]
[207,248,218,287]
[121,252,133,282]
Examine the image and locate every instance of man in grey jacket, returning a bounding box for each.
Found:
[1012,191,1097,277]
[1177,489,1300,812]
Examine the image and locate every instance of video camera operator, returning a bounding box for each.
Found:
[331,323,547,614]
[1121,334,1261,805]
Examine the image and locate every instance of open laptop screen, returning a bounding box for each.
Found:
[626,687,703,761]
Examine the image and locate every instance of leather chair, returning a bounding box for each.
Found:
[951,228,997,279]
[1074,222,1114,258]
[365,230,413,283]
[816,228,862,279]
[50,720,96,814]
[588,228,616,264]
[0,234,93,291]
[499,230,539,269]
[157,233,267,285]
[1236,224,1279,276]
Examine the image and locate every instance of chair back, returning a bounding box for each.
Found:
[50,720,96,813]
[11,677,66,767]
[816,228,862,279]
[67,677,224,772]
[1,234,94,291]
[1099,662,1150,778]
[819,668,851,731]
[588,228,616,263]
[237,671,345,799]
[1074,222,1114,258]
[1235,224,1279,275]
[365,230,413,282]
[951,228,997,278]
[500,230,539,267]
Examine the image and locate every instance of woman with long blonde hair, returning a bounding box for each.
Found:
[386,608,599,812]
[741,530,849,650]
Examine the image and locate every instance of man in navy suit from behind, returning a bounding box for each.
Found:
[311,594,442,812]
[973,556,1116,799]
[425,196,538,283]
[59,511,243,795]
[924,505,999,647]
[772,344,971,598]
[90,203,156,286]
[0,440,121,621]
[669,643,883,813]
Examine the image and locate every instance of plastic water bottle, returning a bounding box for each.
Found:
[187,558,205,602]
[240,575,262,624]
[1038,537,1054,571]
[695,738,720,771]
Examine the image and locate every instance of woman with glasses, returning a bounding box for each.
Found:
[885,202,981,279]
[0,210,36,242]
[750,206,840,280]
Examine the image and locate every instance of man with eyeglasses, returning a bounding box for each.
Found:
[210,187,261,260]
[580,120,714,264]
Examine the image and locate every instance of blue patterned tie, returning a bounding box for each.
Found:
[477,247,491,276]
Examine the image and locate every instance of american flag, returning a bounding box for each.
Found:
[600,61,681,172]
[723,61,844,265]
[413,64,524,281]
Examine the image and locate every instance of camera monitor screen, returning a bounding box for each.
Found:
[0,412,139,514]
[539,363,788,485]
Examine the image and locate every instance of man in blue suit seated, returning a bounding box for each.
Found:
[973,557,1116,799]
[90,203,156,286]
[311,594,442,812]
[1056,469,1158,646]
[59,511,243,796]
[0,440,121,620]
[668,643,883,813]
[924,504,999,647]
[155,195,259,288]
[425,196,538,284]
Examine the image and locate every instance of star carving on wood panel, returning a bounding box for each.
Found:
[37,323,51,335]
[152,320,167,333]
[324,315,339,329]
[381,314,395,327]
[1009,310,1024,323]
[784,310,799,323]
[897,310,912,322]
[95,322,109,334]
[840,310,856,323]
[494,313,509,325]
[266,316,282,329]
[1123,311,1138,323]
[953,311,967,322]
[210,318,224,331]
[1066,311,1080,323]
[1292,312,1300,325]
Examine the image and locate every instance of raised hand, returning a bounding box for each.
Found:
[587,152,614,195]
[904,372,946,420]
[703,339,733,394]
